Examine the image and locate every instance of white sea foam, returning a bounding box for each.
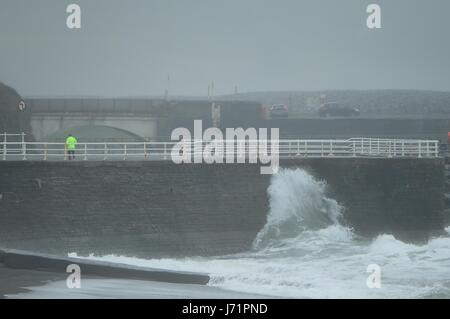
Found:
[70,169,450,298]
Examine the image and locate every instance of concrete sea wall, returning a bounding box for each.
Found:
[0,159,445,257]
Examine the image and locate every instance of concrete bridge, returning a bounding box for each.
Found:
[25,98,263,142]
[24,98,450,143]
[26,98,161,141]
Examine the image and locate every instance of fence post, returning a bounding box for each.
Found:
[164,143,167,160]
[124,144,127,160]
[289,141,291,158]
[352,141,356,157]
[44,143,48,161]
[22,133,26,160]
[418,142,422,158]
[402,140,405,157]
[84,144,87,161]
[144,143,148,160]
[2,132,6,160]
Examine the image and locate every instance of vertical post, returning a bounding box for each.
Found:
[164,143,167,160]
[352,141,356,157]
[418,142,422,158]
[304,141,308,157]
[22,133,26,160]
[124,144,127,160]
[426,141,430,157]
[144,143,148,160]
[393,140,396,157]
[44,143,48,161]
[401,140,405,157]
[297,140,300,156]
[2,132,6,160]
[104,143,107,161]
[84,144,87,161]
[388,141,392,158]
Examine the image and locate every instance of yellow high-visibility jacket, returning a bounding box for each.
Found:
[65,136,78,150]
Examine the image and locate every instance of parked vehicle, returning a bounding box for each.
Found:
[269,104,289,118]
[318,102,360,117]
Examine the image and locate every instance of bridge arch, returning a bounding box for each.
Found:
[40,125,147,142]
[30,112,158,141]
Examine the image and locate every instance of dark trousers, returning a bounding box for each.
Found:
[68,150,75,160]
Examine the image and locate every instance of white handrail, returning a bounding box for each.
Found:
[0,137,440,161]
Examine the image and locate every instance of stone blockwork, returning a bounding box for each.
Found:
[0,161,270,257]
[0,158,445,258]
[282,158,445,242]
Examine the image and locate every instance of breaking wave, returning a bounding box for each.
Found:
[71,169,450,298]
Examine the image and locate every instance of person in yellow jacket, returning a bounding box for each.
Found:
[65,134,78,160]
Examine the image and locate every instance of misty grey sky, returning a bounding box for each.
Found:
[1,0,450,97]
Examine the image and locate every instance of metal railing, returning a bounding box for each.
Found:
[0,133,440,161]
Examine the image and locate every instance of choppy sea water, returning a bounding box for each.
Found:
[71,169,450,298]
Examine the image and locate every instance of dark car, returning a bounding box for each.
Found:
[318,102,360,117]
[269,104,289,118]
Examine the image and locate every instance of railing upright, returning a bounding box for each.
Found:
[2,132,6,160]
[84,144,87,161]
[402,140,405,157]
[104,143,107,161]
[144,143,148,160]
[288,141,292,158]
[21,133,26,160]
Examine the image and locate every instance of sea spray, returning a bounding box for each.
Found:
[253,168,344,249]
